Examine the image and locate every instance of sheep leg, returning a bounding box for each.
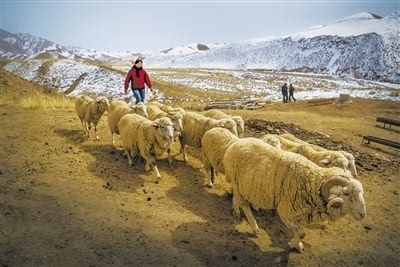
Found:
[144,156,153,172]
[240,200,261,235]
[145,158,161,179]
[86,122,91,137]
[178,136,189,162]
[167,148,172,164]
[125,149,134,166]
[206,166,215,188]
[80,119,87,133]
[232,184,241,218]
[286,221,306,253]
[181,145,188,162]
[94,125,100,140]
[211,167,216,183]
[111,131,115,145]
[152,164,161,180]
[204,166,214,188]
[278,205,306,253]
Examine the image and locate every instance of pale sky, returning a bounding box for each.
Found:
[1,0,399,53]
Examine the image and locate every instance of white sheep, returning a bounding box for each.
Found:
[146,104,183,137]
[75,95,109,140]
[179,111,238,163]
[203,109,245,137]
[107,100,148,145]
[201,127,239,188]
[223,138,366,253]
[148,101,186,116]
[118,114,174,179]
[261,134,351,174]
[280,133,358,177]
[259,134,281,149]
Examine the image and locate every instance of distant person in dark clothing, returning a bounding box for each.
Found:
[281,83,288,103]
[124,59,153,104]
[289,83,296,102]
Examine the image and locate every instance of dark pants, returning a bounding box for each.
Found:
[289,92,296,102]
[282,92,288,103]
[132,88,146,104]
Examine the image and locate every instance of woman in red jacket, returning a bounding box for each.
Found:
[124,59,153,104]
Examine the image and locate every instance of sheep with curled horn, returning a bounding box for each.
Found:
[223,137,366,253]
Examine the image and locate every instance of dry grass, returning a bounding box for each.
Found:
[1,67,75,110]
[1,92,75,110]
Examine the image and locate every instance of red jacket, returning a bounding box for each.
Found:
[124,68,152,92]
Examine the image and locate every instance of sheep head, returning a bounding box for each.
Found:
[152,117,174,146]
[261,135,281,149]
[132,103,148,118]
[340,151,358,177]
[219,118,238,136]
[319,154,350,174]
[321,176,366,221]
[231,116,245,137]
[96,97,110,111]
[167,112,183,134]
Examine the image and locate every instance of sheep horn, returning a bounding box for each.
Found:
[327,198,344,209]
[321,176,350,202]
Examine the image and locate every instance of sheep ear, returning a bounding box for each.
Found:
[327,198,344,209]
[151,122,159,128]
[320,158,331,165]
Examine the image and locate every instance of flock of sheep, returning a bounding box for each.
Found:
[75,95,366,253]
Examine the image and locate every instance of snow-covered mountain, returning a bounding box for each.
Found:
[145,12,400,83]
[0,28,136,63]
[3,59,128,99]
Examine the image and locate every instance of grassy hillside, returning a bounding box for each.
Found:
[0,68,75,109]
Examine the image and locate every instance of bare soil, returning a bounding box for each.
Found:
[1,98,399,267]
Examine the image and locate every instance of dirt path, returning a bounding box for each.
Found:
[1,99,399,266]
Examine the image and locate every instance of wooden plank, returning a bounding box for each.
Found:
[362,135,400,149]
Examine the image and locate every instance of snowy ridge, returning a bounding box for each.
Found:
[0,28,135,63]
[2,59,398,102]
[145,12,400,83]
[3,60,127,99]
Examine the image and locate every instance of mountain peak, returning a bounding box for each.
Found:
[341,12,382,21]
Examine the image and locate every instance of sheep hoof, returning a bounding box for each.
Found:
[288,240,305,253]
